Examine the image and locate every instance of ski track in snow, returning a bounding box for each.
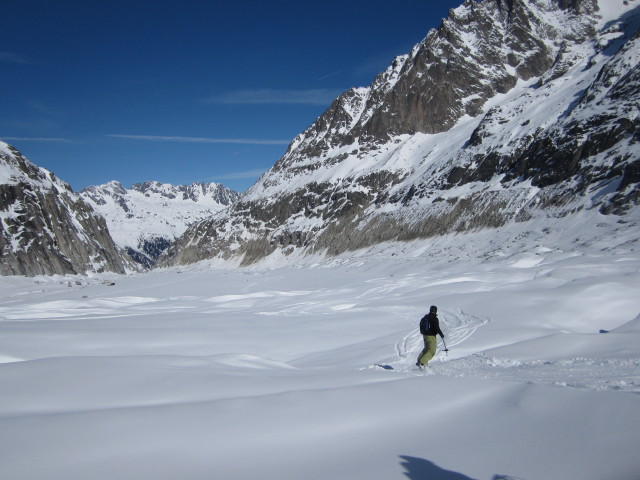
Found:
[393,308,489,362]
[1,230,640,480]
[364,286,640,396]
[376,319,640,395]
[373,353,640,395]
[2,271,639,395]
[432,354,640,394]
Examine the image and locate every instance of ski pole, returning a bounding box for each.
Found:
[442,338,449,354]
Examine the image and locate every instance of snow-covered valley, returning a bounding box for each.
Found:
[1,1,639,478]
[1,212,639,480]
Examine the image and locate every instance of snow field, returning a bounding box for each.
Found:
[1,218,640,480]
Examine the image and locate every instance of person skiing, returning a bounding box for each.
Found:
[416,305,445,367]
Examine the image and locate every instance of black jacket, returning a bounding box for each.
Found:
[419,312,444,338]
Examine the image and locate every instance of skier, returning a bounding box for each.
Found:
[416,305,445,367]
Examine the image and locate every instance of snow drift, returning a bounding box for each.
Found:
[1,215,639,479]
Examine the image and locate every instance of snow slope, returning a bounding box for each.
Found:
[1,212,639,480]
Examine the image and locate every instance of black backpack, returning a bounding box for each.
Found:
[420,314,431,335]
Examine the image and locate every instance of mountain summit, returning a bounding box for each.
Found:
[161,0,640,267]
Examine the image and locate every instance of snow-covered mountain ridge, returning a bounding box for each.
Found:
[81,181,240,267]
[277,0,599,166]
[161,0,640,268]
[0,143,130,276]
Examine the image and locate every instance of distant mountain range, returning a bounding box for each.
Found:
[1,0,639,276]
[81,181,240,267]
[0,144,239,275]
[160,0,640,267]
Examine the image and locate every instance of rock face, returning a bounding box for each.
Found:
[0,143,130,276]
[81,181,240,267]
[272,0,599,166]
[161,0,640,267]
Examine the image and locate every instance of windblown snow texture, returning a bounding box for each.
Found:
[1,218,639,479]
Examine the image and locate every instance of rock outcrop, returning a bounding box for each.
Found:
[0,143,130,276]
[159,0,640,267]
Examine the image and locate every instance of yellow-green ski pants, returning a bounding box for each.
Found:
[418,335,437,366]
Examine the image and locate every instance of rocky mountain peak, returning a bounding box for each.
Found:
[160,0,639,268]
[273,0,600,182]
[0,143,131,276]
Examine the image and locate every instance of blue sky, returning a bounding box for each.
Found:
[1,0,461,193]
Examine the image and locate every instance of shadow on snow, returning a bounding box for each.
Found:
[399,456,524,480]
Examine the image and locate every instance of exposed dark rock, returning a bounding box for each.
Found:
[0,145,131,276]
[159,0,639,268]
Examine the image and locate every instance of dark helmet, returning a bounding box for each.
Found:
[430,305,437,313]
